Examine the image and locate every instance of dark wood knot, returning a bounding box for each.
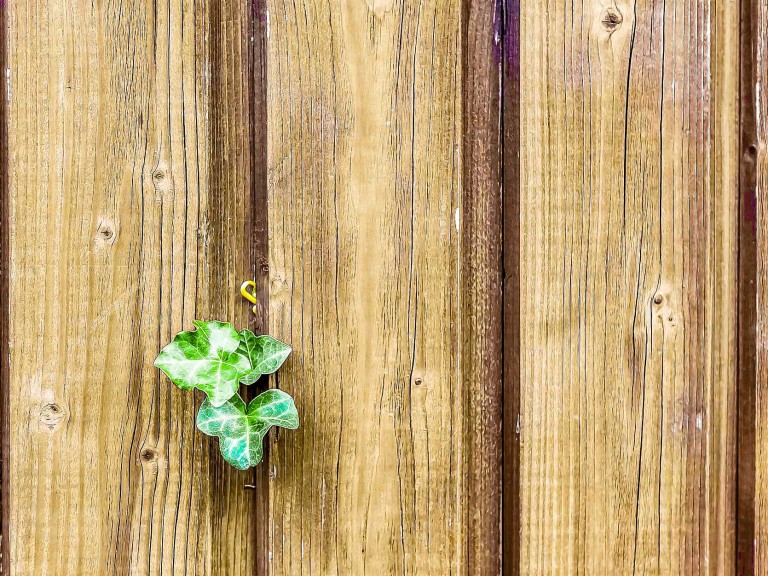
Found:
[141,448,158,462]
[601,7,623,32]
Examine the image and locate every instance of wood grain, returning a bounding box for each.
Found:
[463,0,503,573]
[246,2,272,575]
[519,0,740,573]
[264,0,465,573]
[501,0,522,574]
[0,0,9,572]
[754,0,768,570]
[737,0,758,571]
[6,0,259,573]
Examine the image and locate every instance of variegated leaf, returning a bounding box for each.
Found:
[196,389,299,469]
[236,331,292,385]
[154,321,250,407]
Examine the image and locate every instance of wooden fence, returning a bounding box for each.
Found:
[0,0,765,574]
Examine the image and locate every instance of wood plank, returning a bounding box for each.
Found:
[264,0,466,573]
[463,0,503,573]
[754,0,768,569]
[519,0,740,573]
[501,0,522,573]
[737,0,758,568]
[6,0,259,573]
[0,0,9,572]
[246,2,272,575]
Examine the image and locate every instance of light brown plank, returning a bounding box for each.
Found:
[264,0,465,573]
[6,0,259,573]
[519,0,739,573]
[755,0,768,570]
[0,0,10,572]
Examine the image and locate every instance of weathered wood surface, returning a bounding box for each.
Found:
[0,0,9,572]
[501,1,521,574]
[5,0,259,573]
[738,0,759,572]
[2,0,764,574]
[519,0,740,574]
[755,0,768,570]
[264,0,469,574]
[463,0,503,574]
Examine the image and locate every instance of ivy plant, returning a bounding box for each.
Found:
[197,390,298,469]
[154,320,298,469]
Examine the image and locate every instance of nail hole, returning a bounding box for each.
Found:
[414,378,423,386]
[654,294,664,305]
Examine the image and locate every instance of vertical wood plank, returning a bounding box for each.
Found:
[754,0,768,570]
[246,2,272,575]
[737,0,757,568]
[206,0,261,573]
[265,0,466,573]
[501,0,522,573]
[5,0,259,573]
[0,0,9,571]
[463,0,503,573]
[519,0,739,573]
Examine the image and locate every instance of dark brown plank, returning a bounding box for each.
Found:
[206,0,264,571]
[246,1,271,574]
[501,0,521,574]
[738,0,758,571]
[463,0,503,573]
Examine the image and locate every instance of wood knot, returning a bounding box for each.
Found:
[39,403,65,429]
[95,217,117,246]
[259,260,270,275]
[151,164,173,195]
[140,448,157,462]
[601,7,623,32]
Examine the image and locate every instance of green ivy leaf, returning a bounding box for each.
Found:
[154,321,250,407]
[196,389,299,469]
[236,331,292,385]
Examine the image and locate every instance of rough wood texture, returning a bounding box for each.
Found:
[501,0,521,573]
[6,0,259,573]
[264,0,466,573]
[246,2,272,575]
[519,0,740,573]
[0,0,9,572]
[737,0,758,571]
[754,0,768,570]
[463,0,503,573]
